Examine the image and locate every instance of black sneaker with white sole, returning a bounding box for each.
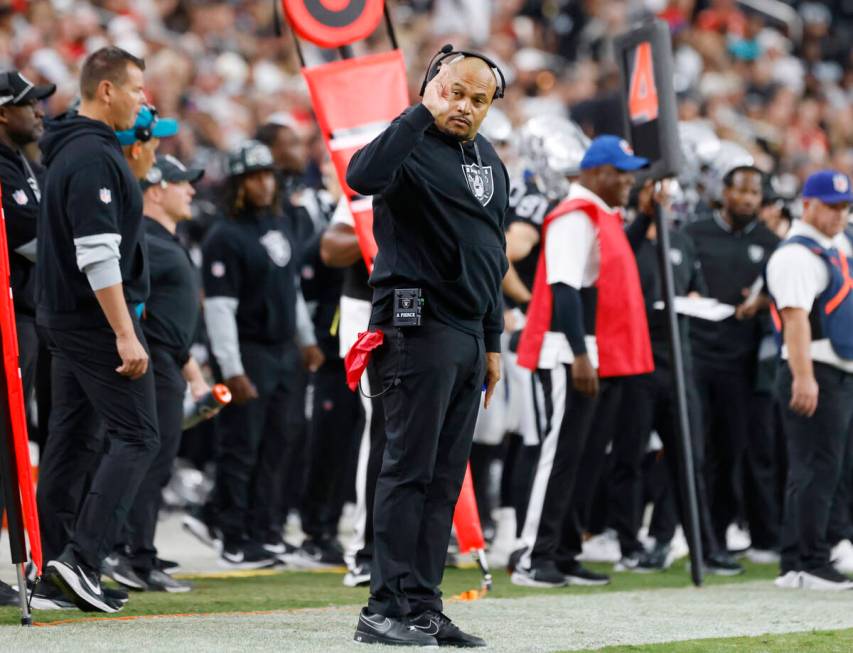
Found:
[560,561,611,586]
[219,540,277,570]
[344,562,372,588]
[409,610,486,648]
[263,538,300,565]
[703,551,744,576]
[635,543,670,573]
[182,507,222,551]
[47,547,119,613]
[141,569,192,593]
[292,538,346,569]
[510,560,568,588]
[613,553,641,572]
[102,553,148,590]
[354,608,438,647]
[27,579,77,611]
[155,557,180,574]
[801,565,853,591]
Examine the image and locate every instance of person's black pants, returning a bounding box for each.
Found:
[36,322,159,571]
[779,363,853,572]
[125,344,186,572]
[743,391,782,550]
[300,356,362,541]
[368,320,484,618]
[516,364,599,570]
[828,421,853,545]
[211,340,298,546]
[694,359,754,548]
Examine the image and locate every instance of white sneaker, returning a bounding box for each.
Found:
[774,571,801,589]
[801,568,853,591]
[487,507,517,568]
[831,540,853,575]
[746,548,781,565]
[578,530,621,563]
[667,528,689,566]
[726,524,751,553]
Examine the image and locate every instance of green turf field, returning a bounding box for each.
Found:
[575,628,853,652]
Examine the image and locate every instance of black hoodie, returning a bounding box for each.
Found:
[36,114,148,330]
[347,104,509,352]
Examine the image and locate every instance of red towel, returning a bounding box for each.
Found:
[344,329,385,391]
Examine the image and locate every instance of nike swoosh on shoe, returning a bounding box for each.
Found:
[359,614,392,633]
[412,619,440,636]
[79,567,103,596]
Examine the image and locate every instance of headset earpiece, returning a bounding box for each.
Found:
[418,45,506,100]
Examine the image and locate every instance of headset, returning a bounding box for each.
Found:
[419,44,506,100]
[133,105,159,143]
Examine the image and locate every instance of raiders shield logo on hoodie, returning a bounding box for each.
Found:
[461,163,494,207]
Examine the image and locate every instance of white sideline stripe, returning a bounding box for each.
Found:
[519,364,567,571]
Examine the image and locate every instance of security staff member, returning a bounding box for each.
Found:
[513,136,653,588]
[685,165,780,551]
[767,170,853,590]
[202,140,322,569]
[0,71,54,419]
[347,52,507,647]
[36,46,152,614]
[124,154,209,592]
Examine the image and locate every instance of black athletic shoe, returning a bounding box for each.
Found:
[560,561,611,586]
[47,547,119,613]
[293,538,345,569]
[102,553,148,590]
[635,542,671,573]
[23,579,76,610]
[801,565,853,591]
[409,610,486,648]
[510,560,568,588]
[103,586,129,604]
[263,538,299,565]
[155,557,180,574]
[344,561,372,588]
[704,551,744,576]
[219,540,277,570]
[0,580,19,607]
[353,608,438,647]
[182,506,222,551]
[142,569,192,593]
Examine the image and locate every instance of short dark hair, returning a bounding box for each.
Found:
[723,165,763,188]
[255,122,290,147]
[80,47,145,100]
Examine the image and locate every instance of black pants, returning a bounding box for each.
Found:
[608,366,721,556]
[368,320,484,618]
[828,424,853,545]
[743,391,782,550]
[517,364,599,570]
[694,359,754,548]
[36,323,159,570]
[300,356,362,541]
[16,313,39,421]
[125,344,186,572]
[779,363,853,572]
[211,341,298,545]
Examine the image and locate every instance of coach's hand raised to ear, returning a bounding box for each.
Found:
[422,65,453,118]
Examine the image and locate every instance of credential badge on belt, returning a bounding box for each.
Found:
[393,288,424,327]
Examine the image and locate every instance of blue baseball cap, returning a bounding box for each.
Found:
[116,105,179,146]
[802,170,853,205]
[580,135,649,172]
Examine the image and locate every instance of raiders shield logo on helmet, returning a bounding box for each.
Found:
[461,163,494,207]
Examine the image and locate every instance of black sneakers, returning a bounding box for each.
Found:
[27,579,76,610]
[353,608,437,647]
[560,561,611,586]
[293,538,346,569]
[344,561,372,588]
[703,551,745,576]
[142,569,192,593]
[409,610,486,648]
[262,538,300,565]
[47,547,119,613]
[219,540,278,570]
[635,542,671,573]
[800,565,853,591]
[102,553,148,590]
[510,560,568,587]
[155,557,181,574]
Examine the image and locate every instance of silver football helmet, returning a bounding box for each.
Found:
[518,115,590,199]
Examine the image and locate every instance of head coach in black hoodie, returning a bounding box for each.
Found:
[348,51,509,647]
[35,47,156,614]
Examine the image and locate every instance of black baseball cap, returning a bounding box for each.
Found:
[141,154,204,191]
[0,71,56,107]
[227,140,276,177]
